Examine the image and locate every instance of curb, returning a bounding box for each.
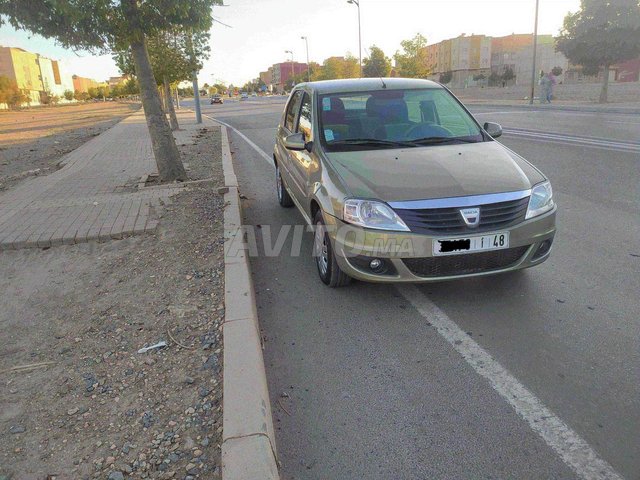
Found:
[460,101,640,115]
[218,124,280,480]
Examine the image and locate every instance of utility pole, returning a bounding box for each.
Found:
[347,0,362,77]
[301,36,310,82]
[529,0,540,105]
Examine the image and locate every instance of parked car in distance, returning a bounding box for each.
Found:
[273,78,556,287]
[240,92,249,100]
[210,94,223,104]
[251,92,258,97]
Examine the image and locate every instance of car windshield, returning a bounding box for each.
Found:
[319,88,484,151]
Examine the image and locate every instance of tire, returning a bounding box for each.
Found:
[276,164,294,208]
[313,210,352,287]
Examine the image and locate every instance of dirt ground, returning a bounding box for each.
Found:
[0,102,141,192]
[0,126,225,480]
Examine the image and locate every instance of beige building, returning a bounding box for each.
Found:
[424,34,491,87]
[0,46,43,104]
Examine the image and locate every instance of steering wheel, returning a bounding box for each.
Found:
[405,123,453,140]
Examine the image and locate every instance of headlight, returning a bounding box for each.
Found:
[526,181,554,219]
[343,199,410,231]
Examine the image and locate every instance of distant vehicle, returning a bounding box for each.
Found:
[251,92,258,97]
[240,92,249,100]
[210,94,223,104]
[273,78,556,287]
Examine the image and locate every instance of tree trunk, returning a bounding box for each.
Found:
[130,38,186,182]
[599,64,610,104]
[164,76,179,131]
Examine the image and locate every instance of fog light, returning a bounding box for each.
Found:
[369,258,383,270]
[533,239,553,260]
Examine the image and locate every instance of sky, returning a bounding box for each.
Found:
[0,0,581,87]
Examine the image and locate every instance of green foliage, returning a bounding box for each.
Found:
[394,33,430,78]
[473,73,486,81]
[0,1,222,54]
[363,45,391,78]
[0,75,28,108]
[41,91,60,105]
[501,66,516,82]
[488,71,501,86]
[114,29,210,85]
[74,90,89,101]
[314,55,359,81]
[63,89,74,101]
[88,87,99,99]
[556,0,640,72]
[439,71,452,84]
[551,66,564,77]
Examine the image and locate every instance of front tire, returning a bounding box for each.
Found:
[313,210,351,287]
[276,165,294,208]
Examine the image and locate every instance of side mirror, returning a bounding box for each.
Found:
[484,122,503,139]
[284,133,313,152]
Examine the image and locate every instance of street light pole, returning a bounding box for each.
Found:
[285,50,294,92]
[529,0,540,105]
[301,36,310,82]
[347,0,362,77]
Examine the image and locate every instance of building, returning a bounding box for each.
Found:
[38,55,75,97]
[491,34,568,86]
[270,62,307,93]
[108,75,131,88]
[423,34,490,88]
[0,46,44,104]
[259,68,274,91]
[73,75,99,93]
[0,45,77,105]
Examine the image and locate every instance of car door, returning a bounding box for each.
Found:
[287,91,319,208]
[277,90,305,201]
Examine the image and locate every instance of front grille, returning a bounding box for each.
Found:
[395,197,530,235]
[403,246,529,277]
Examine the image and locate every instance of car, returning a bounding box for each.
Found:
[240,92,249,100]
[273,78,556,287]
[210,94,223,104]
[251,92,258,97]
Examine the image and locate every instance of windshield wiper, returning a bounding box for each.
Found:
[329,138,418,148]
[409,136,480,145]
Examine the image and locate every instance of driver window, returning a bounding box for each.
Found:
[297,93,313,141]
[285,91,303,132]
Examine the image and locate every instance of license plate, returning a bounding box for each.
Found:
[433,232,509,256]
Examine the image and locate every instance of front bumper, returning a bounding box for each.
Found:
[324,207,556,283]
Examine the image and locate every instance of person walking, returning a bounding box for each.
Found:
[546,72,556,103]
[539,71,551,104]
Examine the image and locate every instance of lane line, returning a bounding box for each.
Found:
[204,114,274,167]
[206,111,624,479]
[503,130,640,153]
[397,284,623,480]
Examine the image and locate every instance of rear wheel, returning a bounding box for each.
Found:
[313,210,351,287]
[276,165,294,207]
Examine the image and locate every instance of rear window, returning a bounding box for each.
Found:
[318,88,483,151]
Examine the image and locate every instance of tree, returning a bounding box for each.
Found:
[0,0,223,181]
[439,71,452,84]
[74,90,90,101]
[489,71,501,86]
[0,75,28,108]
[501,66,516,84]
[551,66,564,77]
[556,0,640,103]
[394,33,430,78]
[63,90,74,101]
[473,73,486,81]
[363,45,391,78]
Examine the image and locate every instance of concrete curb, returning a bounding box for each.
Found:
[461,101,640,115]
[218,123,280,480]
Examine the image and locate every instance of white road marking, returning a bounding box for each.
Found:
[208,112,624,479]
[203,115,274,167]
[397,284,623,480]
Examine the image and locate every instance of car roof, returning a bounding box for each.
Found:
[295,77,443,94]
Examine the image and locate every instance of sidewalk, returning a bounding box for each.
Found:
[458,98,640,114]
[0,111,191,250]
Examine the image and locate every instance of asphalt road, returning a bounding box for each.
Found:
[186,96,639,479]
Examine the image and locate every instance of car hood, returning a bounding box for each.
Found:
[326,142,535,202]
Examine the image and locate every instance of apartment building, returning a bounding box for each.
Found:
[423,34,490,87]
[270,62,307,93]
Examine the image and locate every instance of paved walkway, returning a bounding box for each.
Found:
[0,111,190,250]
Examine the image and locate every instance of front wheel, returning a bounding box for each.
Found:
[313,210,351,287]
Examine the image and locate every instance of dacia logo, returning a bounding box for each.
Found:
[460,207,480,227]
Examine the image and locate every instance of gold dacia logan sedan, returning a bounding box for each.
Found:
[273,78,556,287]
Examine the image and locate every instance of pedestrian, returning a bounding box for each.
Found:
[546,72,556,103]
[539,71,551,104]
